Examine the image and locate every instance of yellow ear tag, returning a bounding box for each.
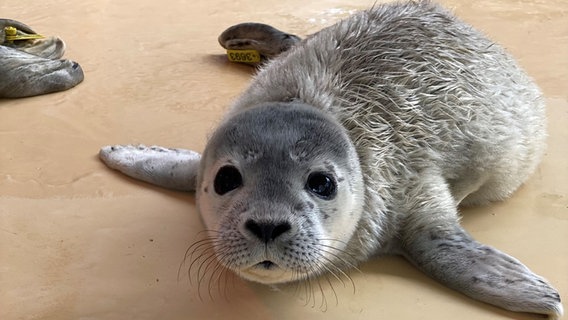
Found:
[226,49,261,64]
[4,26,44,41]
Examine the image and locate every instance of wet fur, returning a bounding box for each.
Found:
[99,1,562,318]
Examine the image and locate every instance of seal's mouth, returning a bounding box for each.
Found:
[256,260,277,270]
[240,260,297,283]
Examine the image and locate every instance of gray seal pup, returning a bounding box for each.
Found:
[99,1,563,318]
[0,19,84,98]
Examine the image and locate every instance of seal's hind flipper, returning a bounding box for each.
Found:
[404,222,563,317]
[398,174,562,318]
[218,22,301,60]
[99,145,201,192]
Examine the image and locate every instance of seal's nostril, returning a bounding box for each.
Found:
[72,62,79,69]
[272,222,291,239]
[245,220,291,243]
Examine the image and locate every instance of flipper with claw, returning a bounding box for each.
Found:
[402,178,563,318]
[406,225,562,318]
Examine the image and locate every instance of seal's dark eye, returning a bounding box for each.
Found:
[306,172,336,200]
[214,165,242,195]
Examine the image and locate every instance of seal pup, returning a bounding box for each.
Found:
[0,19,84,98]
[99,1,563,318]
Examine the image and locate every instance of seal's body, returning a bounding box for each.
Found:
[100,1,562,317]
[0,19,83,98]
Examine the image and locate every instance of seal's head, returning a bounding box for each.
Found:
[196,102,365,284]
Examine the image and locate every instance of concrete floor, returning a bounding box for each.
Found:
[1,0,566,319]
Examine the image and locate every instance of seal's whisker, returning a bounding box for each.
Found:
[306,257,346,309]
[178,237,220,282]
[304,272,315,308]
[195,252,218,301]
[187,246,216,285]
[316,240,360,265]
[194,246,234,301]
[315,275,328,311]
[313,248,357,292]
[290,270,305,298]
[322,272,340,307]
[311,252,347,287]
[316,243,361,274]
[183,239,218,267]
[207,254,227,301]
[209,250,237,302]
[198,246,233,283]
[186,238,222,260]
[305,263,329,310]
[219,264,235,302]
[206,253,230,300]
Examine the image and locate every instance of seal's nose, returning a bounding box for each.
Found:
[245,220,291,243]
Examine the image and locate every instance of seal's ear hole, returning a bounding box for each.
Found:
[214,165,243,195]
[306,172,336,200]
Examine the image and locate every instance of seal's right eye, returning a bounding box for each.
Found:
[306,172,336,200]
[214,165,242,195]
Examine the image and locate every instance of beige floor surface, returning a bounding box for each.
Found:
[1,0,567,319]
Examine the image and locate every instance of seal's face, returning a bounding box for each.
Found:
[196,103,365,284]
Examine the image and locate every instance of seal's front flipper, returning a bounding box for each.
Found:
[99,145,201,192]
[403,224,563,318]
[218,22,301,60]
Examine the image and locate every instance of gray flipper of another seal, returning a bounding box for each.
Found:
[218,22,301,59]
[0,47,84,98]
[0,19,84,98]
[99,145,201,192]
[401,174,563,318]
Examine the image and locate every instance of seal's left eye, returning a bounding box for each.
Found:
[214,165,242,195]
[306,172,336,200]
